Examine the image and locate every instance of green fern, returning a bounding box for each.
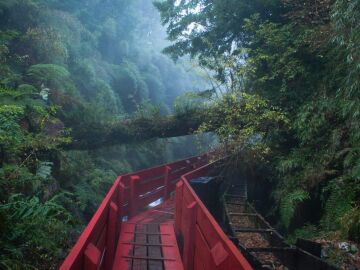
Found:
[0,194,74,269]
[2,194,72,221]
[36,161,53,179]
[280,189,310,228]
[26,64,75,94]
[340,207,360,242]
[287,224,319,244]
[321,180,356,231]
[27,64,70,83]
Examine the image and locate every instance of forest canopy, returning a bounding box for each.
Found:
[0,0,359,269]
[155,0,360,266]
[0,0,211,269]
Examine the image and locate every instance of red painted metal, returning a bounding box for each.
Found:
[164,165,172,200]
[130,175,140,217]
[60,154,252,270]
[161,223,185,270]
[105,202,118,269]
[84,243,101,270]
[174,181,184,235]
[182,201,197,270]
[60,177,121,270]
[178,163,253,270]
[112,198,183,270]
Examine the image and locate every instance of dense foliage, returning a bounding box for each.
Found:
[1,0,359,268]
[0,0,212,269]
[156,0,360,251]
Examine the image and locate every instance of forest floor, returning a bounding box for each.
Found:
[315,238,360,270]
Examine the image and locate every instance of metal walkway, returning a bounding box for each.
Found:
[60,155,252,270]
[112,198,184,270]
[224,181,338,270]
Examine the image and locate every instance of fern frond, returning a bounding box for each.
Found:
[280,189,310,228]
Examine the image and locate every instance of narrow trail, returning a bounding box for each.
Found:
[223,178,338,270]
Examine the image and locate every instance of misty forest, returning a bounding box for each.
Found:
[0,0,359,269]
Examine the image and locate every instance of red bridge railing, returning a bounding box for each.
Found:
[60,154,209,270]
[176,162,252,270]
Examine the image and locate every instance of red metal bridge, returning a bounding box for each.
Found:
[60,154,252,270]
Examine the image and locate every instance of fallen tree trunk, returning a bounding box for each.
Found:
[66,111,207,149]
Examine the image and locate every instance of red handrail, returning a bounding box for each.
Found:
[176,162,253,270]
[60,153,252,270]
[60,154,209,270]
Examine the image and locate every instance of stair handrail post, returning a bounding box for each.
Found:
[130,175,140,217]
[105,202,118,270]
[118,181,126,219]
[116,181,126,242]
[174,180,184,234]
[183,200,198,270]
[163,165,172,200]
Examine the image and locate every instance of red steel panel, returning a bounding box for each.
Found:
[196,208,220,248]
[130,165,165,180]
[130,175,140,217]
[105,202,118,270]
[194,225,216,270]
[174,181,184,234]
[180,164,253,270]
[211,242,229,266]
[136,176,165,196]
[112,223,134,270]
[161,224,185,270]
[182,201,197,270]
[164,165,171,200]
[60,177,121,270]
[117,184,125,237]
[182,183,196,206]
[84,243,101,270]
[96,225,107,254]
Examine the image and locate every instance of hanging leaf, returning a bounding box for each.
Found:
[36,162,53,179]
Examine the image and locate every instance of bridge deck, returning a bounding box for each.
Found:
[112,198,184,270]
[60,154,253,270]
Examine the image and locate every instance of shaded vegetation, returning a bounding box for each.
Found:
[156,0,360,265]
[1,0,359,269]
[0,0,212,269]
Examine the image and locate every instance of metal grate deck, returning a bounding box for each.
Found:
[112,198,184,270]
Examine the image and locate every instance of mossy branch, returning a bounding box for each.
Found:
[67,110,207,149]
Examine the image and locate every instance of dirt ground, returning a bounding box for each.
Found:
[226,204,246,213]
[228,201,287,269]
[230,215,255,228]
[250,252,286,269]
[236,232,270,248]
[315,239,360,270]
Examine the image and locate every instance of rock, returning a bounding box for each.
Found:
[338,242,350,251]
